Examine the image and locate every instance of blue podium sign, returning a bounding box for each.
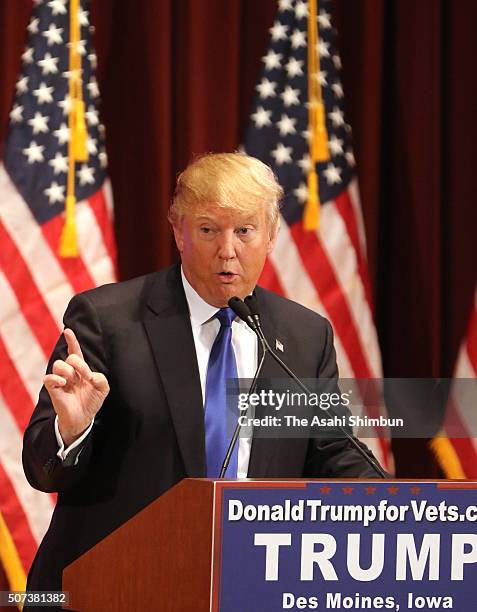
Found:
[213,481,477,611]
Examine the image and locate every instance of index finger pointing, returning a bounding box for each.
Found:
[64,328,84,359]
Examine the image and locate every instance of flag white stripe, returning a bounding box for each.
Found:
[0,164,73,327]
[102,178,114,219]
[0,391,54,544]
[77,200,116,287]
[0,270,49,403]
[270,219,354,377]
[318,200,382,377]
[347,178,368,259]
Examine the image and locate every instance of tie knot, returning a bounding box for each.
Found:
[216,307,236,328]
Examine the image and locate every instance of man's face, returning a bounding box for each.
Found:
[173,205,277,307]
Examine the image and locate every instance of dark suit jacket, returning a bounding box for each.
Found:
[23,265,380,591]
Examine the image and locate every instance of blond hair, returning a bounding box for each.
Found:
[168,152,283,232]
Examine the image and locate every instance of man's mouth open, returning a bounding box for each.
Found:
[217,271,237,283]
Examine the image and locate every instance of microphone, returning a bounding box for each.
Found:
[227,296,388,479]
[219,298,269,478]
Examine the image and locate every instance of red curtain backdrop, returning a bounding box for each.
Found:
[1,0,476,476]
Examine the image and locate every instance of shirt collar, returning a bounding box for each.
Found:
[181,267,220,328]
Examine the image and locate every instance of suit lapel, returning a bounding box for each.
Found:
[143,266,206,477]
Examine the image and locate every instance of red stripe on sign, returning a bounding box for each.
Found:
[335,190,374,311]
[259,258,285,295]
[290,221,372,378]
[0,335,35,432]
[41,215,96,295]
[465,306,477,373]
[0,463,37,574]
[0,221,60,357]
[88,188,118,276]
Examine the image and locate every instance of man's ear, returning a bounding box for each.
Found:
[172,221,184,253]
[267,217,280,254]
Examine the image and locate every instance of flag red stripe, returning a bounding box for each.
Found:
[0,463,37,573]
[290,221,372,377]
[0,336,34,433]
[259,258,286,295]
[0,221,59,357]
[41,215,96,295]
[444,395,477,474]
[88,188,118,274]
[335,190,374,310]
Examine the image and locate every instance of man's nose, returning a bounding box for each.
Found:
[218,231,236,260]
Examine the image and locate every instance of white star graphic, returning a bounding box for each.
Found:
[28,112,49,134]
[77,164,95,185]
[285,57,303,78]
[68,40,86,56]
[87,137,98,155]
[87,78,100,98]
[58,95,72,115]
[251,106,272,128]
[290,29,307,49]
[78,8,89,26]
[277,114,296,136]
[256,77,277,99]
[54,123,70,145]
[99,149,108,169]
[49,152,69,174]
[329,107,345,127]
[316,70,327,86]
[317,40,330,58]
[328,135,344,156]
[9,104,23,123]
[42,24,64,46]
[298,154,311,173]
[23,141,45,164]
[48,0,67,16]
[294,182,308,204]
[332,54,342,70]
[22,47,34,64]
[269,21,288,42]
[345,150,356,167]
[33,82,54,105]
[16,76,29,94]
[271,143,292,165]
[280,85,300,107]
[332,82,344,98]
[262,49,282,71]
[323,163,342,185]
[44,181,65,205]
[295,1,308,20]
[38,52,59,75]
[88,52,98,70]
[62,68,82,83]
[27,18,39,34]
[85,106,99,126]
[317,10,332,29]
[278,0,293,11]
[302,128,311,142]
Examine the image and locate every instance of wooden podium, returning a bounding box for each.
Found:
[63,478,477,611]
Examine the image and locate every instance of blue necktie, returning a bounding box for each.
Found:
[204,308,239,478]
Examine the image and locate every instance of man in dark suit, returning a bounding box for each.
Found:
[23,153,383,593]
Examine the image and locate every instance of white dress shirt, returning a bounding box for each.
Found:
[56,268,257,478]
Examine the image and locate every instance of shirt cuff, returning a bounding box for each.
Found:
[55,415,94,461]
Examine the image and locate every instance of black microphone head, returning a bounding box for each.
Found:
[244,294,260,316]
[228,296,252,320]
[228,297,257,331]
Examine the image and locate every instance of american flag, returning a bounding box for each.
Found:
[0,0,116,589]
[432,288,477,478]
[243,0,393,470]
